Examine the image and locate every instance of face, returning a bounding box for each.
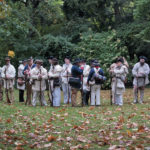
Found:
[79,62,82,66]
[117,61,122,66]
[23,61,27,66]
[48,59,52,64]
[36,62,41,68]
[81,61,85,66]
[65,58,70,64]
[28,59,33,66]
[140,59,145,64]
[5,60,10,65]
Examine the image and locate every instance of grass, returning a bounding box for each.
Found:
[0,88,150,150]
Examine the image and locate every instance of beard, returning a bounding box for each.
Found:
[140,62,145,66]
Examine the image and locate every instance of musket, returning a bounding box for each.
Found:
[67,70,70,104]
[110,76,113,105]
[136,69,139,102]
[49,77,53,107]
[89,84,91,106]
[81,74,84,107]
[47,76,52,105]
[39,67,43,106]
[114,76,118,105]
[5,67,11,103]
[25,68,29,105]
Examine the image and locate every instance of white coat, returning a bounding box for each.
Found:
[1,64,16,89]
[112,65,128,95]
[61,63,72,84]
[83,64,90,91]
[30,66,48,91]
[17,64,25,90]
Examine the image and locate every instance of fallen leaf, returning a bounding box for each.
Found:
[47,135,57,142]
[43,143,52,148]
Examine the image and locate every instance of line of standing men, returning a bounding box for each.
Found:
[0,55,149,106]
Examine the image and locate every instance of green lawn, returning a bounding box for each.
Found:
[0,89,150,150]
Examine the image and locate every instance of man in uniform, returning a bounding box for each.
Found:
[109,60,117,104]
[30,59,47,106]
[87,60,106,106]
[48,58,62,107]
[23,57,36,105]
[112,58,128,106]
[70,59,83,107]
[17,60,27,102]
[61,56,72,104]
[80,59,91,105]
[1,57,16,103]
[132,56,150,104]
[110,57,129,104]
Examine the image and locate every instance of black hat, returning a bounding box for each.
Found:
[116,58,124,63]
[81,59,86,63]
[139,56,147,61]
[28,56,33,61]
[35,59,43,64]
[23,59,27,63]
[52,58,58,62]
[93,60,100,66]
[64,56,71,60]
[5,56,11,61]
[73,58,81,64]
[48,56,54,60]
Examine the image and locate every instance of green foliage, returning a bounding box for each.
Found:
[40,34,76,66]
[133,0,150,42]
[0,0,150,89]
[134,0,150,21]
[76,30,133,88]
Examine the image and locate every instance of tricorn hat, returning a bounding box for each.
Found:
[52,58,58,62]
[93,60,100,66]
[139,56,147,61]
[23,59,27,63]
[35,59,43,64]
[116,57,124,63]
[73,58,81,64]
[28,56,33,61]
[64,56,71,60]
[48,56,54,60]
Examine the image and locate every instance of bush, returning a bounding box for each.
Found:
[76,30,137,89]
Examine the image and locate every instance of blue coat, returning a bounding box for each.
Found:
[71,65,83,78]
[23,64,36,75]
[70,65,83,89]
[88,68,104,84]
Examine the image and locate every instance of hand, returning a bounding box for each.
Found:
[87,82,89,86]
[24,70,29,75]
[38,74,42,80]
[110,69,114,73]
[80,66,84,70]
[6,75,10,79]
[139,73,145,77]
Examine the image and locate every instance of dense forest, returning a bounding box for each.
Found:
[0,0,150,87]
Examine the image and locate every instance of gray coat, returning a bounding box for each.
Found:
[132,62,150,87]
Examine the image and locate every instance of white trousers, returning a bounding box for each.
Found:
[91,84,101,105]
[32,91,47,106]
[115,94,123,106]
[62,83,71,104]
[52,87,61,107]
